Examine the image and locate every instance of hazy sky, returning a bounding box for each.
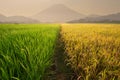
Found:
[0,0,120,16]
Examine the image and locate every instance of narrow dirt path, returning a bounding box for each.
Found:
[46,27,74,80]
[53,28,74,80]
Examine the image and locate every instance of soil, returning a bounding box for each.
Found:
[53,30,74,80]
[45,28,75,80]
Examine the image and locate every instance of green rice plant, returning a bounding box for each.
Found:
[0,24,60,80]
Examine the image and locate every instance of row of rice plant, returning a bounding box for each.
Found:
[61,24,120,80]
[0,24,60,80]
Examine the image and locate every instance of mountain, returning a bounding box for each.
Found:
[0,14,7,22]
[32,4,85,23]
[0,14,39,23]
[69,12,120,23]
[85,14,100,18]
[0,14,6,19]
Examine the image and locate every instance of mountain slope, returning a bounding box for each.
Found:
[0,14,7,22]
[32,4,85,23]
[0,14,6,19]
[0,14,39,23]
[69,12,120,23]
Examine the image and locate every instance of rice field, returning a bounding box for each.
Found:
[0,24,120,80]
[61,24,120,80]
[0,24,60,80]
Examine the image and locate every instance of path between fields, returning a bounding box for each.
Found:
[46,28,74,80]
[53,32,74,80]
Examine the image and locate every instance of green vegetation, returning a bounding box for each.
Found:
[0,24,60,80]
[1,24,120,80]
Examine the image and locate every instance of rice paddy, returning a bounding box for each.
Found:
[61,24,120,80]
[0,24,60,80]
[0,24,120,80]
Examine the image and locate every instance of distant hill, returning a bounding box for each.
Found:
[32,4,85,23]
[0,14,39,23]
[0,14,6,22]
[69,13,120,23]
[0,14,6,18]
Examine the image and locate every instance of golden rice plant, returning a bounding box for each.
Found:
[61,24,120,80]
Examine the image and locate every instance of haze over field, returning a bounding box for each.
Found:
[0,0,120,16]
[0,0,120,23]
